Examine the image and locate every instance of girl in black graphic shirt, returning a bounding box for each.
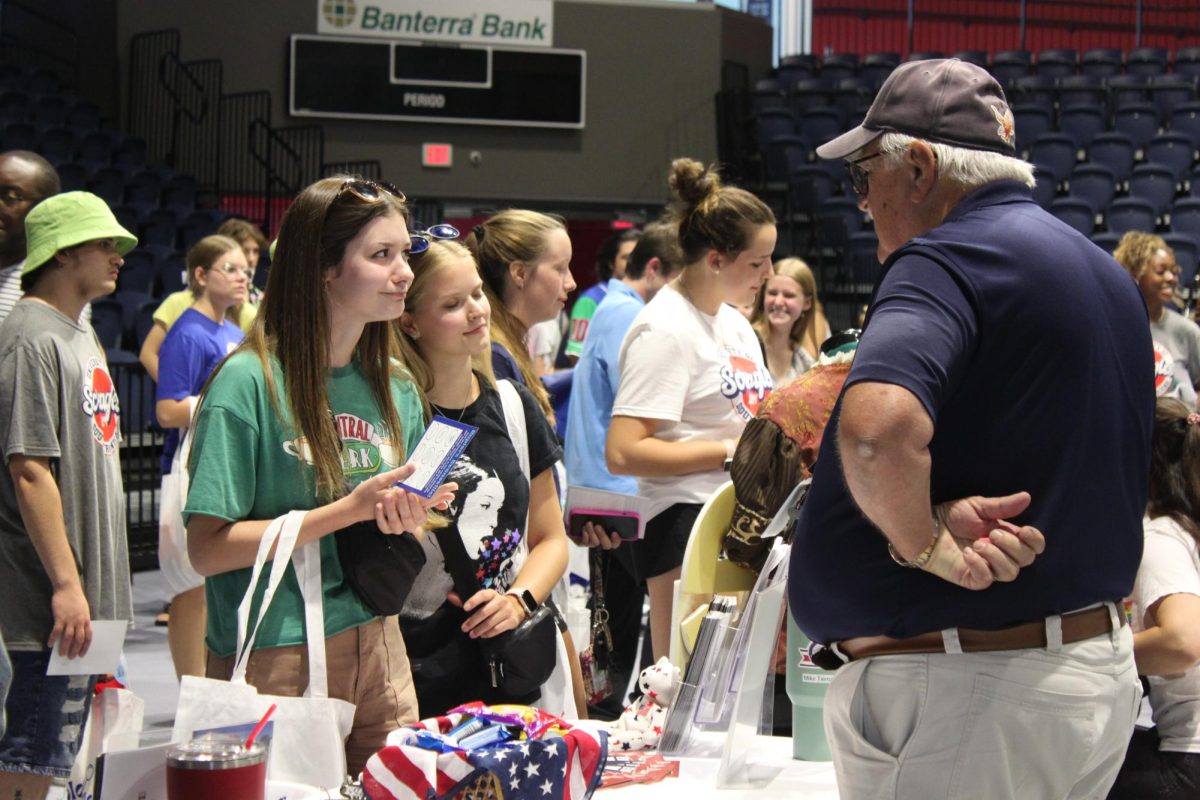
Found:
[395,237,568,714]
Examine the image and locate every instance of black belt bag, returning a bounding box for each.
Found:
[435,526,559,698]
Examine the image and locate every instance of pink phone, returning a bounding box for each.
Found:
[567,508,642,541]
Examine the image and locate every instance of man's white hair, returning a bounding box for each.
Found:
[875,132,1036,190]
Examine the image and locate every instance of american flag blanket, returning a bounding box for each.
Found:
[363,712,608,800]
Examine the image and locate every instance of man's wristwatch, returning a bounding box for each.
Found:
[506,588,538,618]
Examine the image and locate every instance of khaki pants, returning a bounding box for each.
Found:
[206,616,419,775]
[824,607,1140,800]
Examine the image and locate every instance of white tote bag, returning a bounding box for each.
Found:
[496,379,578,720]
[172,510,356,789]
[157,423,204,598]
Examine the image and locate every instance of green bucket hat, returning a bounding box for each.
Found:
[23,191,138,276]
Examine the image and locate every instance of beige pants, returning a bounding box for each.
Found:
[206,616,419,775]
[824,609,1140,800]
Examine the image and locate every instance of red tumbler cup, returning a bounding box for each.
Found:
[166,734,268,800]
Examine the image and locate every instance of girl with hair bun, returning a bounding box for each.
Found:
[184,177,454,774]
[464,210,576,424]
[607,158,776,660]
[1109,396,1200,798]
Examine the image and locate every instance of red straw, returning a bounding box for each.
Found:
[244,703,277,750]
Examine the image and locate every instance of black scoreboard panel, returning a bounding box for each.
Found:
[289,34,586,129]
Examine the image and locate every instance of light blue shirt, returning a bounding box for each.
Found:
[565,279,643,493]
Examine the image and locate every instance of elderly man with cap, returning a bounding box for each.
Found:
[0,192,136,797]
[787,59,1151,798]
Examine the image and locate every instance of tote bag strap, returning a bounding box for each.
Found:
[291,539,331,698]
[232,510,307,682]
[497,379,530,483]
[496,379,532,567]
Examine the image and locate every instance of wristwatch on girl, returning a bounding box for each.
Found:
[506,588,539,618]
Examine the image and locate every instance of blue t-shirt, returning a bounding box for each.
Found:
[157,307,244,473]
[565,279,642,493]
[491,342,522,384]
[788,181,1154,644]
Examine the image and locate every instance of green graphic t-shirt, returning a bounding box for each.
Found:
[183,351,424,657]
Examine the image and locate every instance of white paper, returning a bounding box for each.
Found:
[398,418,477,497]
[46,619,128,676]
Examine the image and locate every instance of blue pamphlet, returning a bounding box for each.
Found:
[397,415,478,498]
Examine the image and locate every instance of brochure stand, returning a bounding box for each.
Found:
[716,540,791,789]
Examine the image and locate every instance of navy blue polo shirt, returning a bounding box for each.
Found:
[788,181,1153,644]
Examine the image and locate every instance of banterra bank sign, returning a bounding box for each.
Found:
[318,0,554,47]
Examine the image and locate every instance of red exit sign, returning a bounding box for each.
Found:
[422,143,453,168]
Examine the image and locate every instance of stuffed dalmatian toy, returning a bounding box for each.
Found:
[606,657,682,751]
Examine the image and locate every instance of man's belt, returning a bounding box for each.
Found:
[813,604,1125,670]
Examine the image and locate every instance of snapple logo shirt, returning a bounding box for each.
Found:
[614,285,773,520]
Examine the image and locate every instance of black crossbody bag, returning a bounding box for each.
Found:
[434,526,559,698]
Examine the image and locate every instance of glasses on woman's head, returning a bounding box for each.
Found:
[407,222,461,255]
[336,178,405,204]
[846,152,883,197]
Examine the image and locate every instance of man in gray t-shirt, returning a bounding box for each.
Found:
[0,191,137,790]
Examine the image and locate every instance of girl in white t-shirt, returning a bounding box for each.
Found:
[607,158,776,661]
[1109,396,1200,799]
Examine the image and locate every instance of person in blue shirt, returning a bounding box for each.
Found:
[790,58,1150,798]
[155,234,250,681]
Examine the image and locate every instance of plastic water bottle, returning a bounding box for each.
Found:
[786,611,832,761]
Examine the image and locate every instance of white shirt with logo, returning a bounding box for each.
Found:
[614,284,773,519]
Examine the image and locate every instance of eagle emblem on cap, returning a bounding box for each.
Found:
[993,105,1015,147]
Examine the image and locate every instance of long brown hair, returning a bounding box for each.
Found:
[196,176,410,501]
[464,209,565,422]
[1147,396,1200,545]
[751,257,823,356]
[394,239,496,419]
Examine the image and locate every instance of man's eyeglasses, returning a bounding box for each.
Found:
[408,223,460,255]
[213,261,254,279]
[846,152,883,197]
[337,178,405,204]
[0,188,39,207]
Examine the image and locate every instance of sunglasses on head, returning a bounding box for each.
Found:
[336,178,405,204]
[407,222,461,255]
[846,152,883,197]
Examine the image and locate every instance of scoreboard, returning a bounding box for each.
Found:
[289,34,586,129]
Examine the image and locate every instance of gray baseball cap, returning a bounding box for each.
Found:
[815,58,1017,160]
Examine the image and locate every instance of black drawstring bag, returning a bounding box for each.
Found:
[435,525,559,699]
[335,520,426,616]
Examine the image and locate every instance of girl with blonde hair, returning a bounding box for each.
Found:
[750,257,830,385]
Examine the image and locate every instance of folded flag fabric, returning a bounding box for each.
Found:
[363,710,608,800]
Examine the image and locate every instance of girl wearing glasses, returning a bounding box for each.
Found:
[183,177,453,773]
[607,158,776,661]
[154,235,250,681]
[393,238,569,714]
[466,210,576,425]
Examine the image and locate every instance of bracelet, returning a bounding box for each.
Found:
[724,439,737,460]
[887,515,941,569]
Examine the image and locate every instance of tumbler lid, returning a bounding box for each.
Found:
[167,734,267,770]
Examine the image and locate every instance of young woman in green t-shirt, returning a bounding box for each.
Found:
[183,177,454,774]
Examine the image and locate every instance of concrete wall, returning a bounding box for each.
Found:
[114,0,771,207]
